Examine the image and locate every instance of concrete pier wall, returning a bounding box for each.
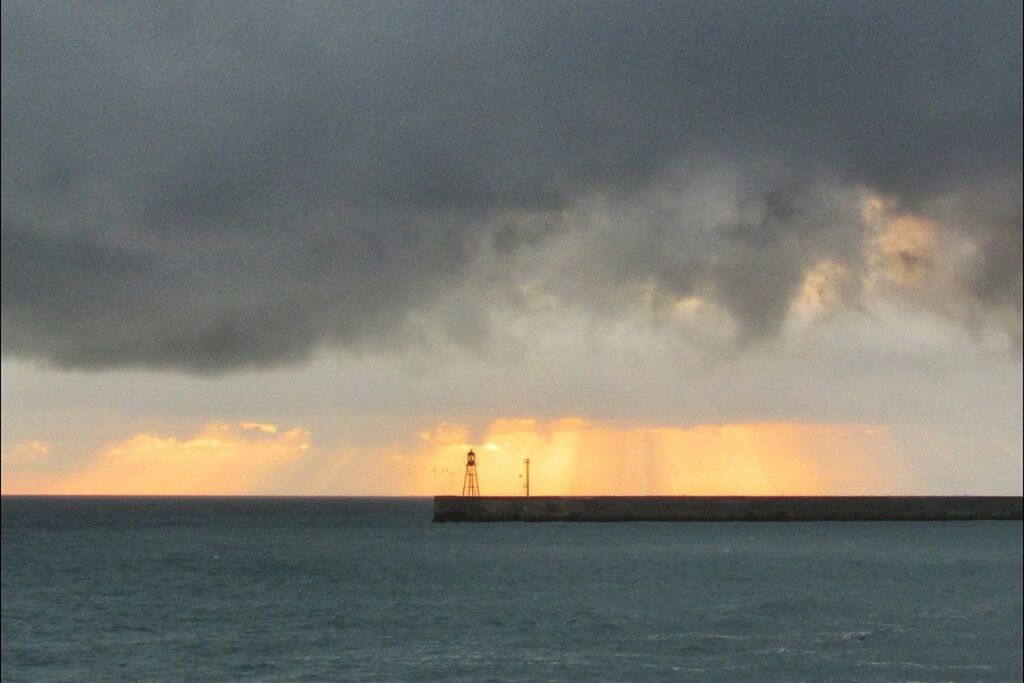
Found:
[432,495,1024,522]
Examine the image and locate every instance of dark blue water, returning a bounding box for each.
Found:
[2,497,1021,681]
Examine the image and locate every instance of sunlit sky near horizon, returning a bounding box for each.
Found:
[2,1,1021,496]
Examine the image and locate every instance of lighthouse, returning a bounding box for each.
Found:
[461,449,480,496]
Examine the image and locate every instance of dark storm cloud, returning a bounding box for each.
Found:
[2,1,1020,371]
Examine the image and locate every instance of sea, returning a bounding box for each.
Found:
[2,497,1021,682]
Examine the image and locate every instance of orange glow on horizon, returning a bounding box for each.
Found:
[1,418,910,496]
[397,418,903,497]
[2,422,309,495]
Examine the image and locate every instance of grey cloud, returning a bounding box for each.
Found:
[973,217,1023,313]
[710,192,851,339]
[472,174,870,344]
[922,188,1023,344]
[1,1,1020,372]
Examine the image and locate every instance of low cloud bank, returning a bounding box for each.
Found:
[2,3,1020,372]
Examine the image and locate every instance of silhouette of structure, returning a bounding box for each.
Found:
[523,458,530,497]
[462,449,480,496]
[433,496,1024,523]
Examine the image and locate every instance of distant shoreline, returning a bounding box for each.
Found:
[433,495,1024,523]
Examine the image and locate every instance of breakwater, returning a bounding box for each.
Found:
[432,495,1023,522]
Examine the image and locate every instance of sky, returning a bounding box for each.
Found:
[2,1,1021,496]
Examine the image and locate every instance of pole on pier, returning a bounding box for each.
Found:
[462,449,480,496]
[524,458,530,497]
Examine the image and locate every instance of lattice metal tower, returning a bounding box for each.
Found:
[462,449,480,496]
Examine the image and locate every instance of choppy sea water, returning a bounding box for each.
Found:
[2,497,1021,682]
